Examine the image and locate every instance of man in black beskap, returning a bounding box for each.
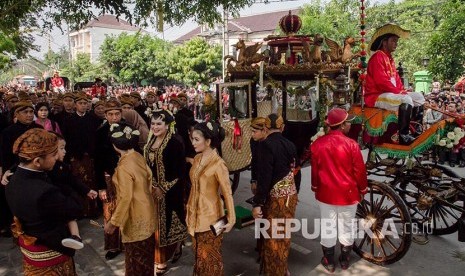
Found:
[61,92,100,218]
[52,92,75,130]
[94,100,124,260]
[0,101,42,237]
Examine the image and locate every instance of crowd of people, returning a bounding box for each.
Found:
[0,84,239,276]
[423,88,465,167]
[1,21,465,276]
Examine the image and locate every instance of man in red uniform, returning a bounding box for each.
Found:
[364,24,425,145]
[51,71,65,94]
[311,108,368,272]
[91,78,106,98]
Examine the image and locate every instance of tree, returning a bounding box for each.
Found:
[167,38,222,85]
[299,0,360,43]
[427,0,465,82]
[0,32,16,70]
[99,33,171,84]
[64,53,95,82]
[0,0,258,58]
[43,47,70,71]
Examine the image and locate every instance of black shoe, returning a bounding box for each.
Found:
[339,245,353,270]
[0,228,12,238]
[321,256,335,273]
[105,250,121,260]
[450,162,456,167]
[321,246,335,273]
[459,161,465,168]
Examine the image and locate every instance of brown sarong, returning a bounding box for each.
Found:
[192,231,224,276]
[260,173,298,276]
[70,154,99,218]
[124,234,155,276]
[103,173,123,251]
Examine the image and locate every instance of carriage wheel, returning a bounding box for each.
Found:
[353,180,412,265]
[230,172,240,195]
[398,164,465,235]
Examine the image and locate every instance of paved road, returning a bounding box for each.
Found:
[1,153,465,275]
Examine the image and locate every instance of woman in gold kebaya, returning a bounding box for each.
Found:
[104,122,155,276]
[187,122,236,276]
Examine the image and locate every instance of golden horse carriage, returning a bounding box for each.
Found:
[211,10,465,266]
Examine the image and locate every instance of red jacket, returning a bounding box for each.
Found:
[310,130,368,205]
[51,77,64,88]
[364,50,404,107]
[91,85,106,97]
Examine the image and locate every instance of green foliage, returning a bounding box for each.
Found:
[99,34,221,85]
[299,0,360,43]
[43,47,70,71]
[0,0,256,63]
[166,38,222,85]
[63,53,95,82]
[0,32,16,70]
[99,33,171,84]
[427,0,465,82]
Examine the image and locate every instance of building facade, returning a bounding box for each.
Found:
[69,15,145,63]
[174,9,300,57]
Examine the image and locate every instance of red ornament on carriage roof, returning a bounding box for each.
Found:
[279,11,302,36]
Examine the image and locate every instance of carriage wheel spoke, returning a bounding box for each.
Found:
[374,194,387,214]
[378,205,397,219]
[384,235,398,251]
[358,232,369,249]
[438,204,460,220]
[370,236,375,256]
[376,233,388,258]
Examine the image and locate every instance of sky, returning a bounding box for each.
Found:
[30,0,392,59]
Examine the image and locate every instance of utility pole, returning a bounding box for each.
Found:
[222,7,229,81]
[67,20,73,89]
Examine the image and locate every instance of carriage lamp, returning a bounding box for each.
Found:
[334,70,349,105]
[422,57,430,68]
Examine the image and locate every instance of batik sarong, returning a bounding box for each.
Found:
[124,234,155,276]
[19,237,76,276]
[152,188,187,264]
[103,173,122,251]
[70,154,99,218]
[260,172,298,276]
[192,231,224,276]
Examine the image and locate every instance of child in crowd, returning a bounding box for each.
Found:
[1,133,98,249]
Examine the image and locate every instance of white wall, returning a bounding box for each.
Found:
[70,27,142,63]
[88,27,141,63]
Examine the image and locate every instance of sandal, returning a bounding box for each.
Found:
[156,264,168,275]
